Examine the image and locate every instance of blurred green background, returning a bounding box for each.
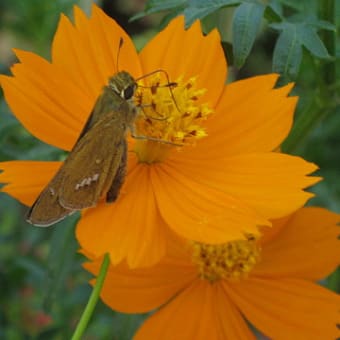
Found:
[0,0,339,339]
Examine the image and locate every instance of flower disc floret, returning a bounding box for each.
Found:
[192,237,260,282]
[134,75,212,163]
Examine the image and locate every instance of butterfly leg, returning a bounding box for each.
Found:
[130,125,183,147]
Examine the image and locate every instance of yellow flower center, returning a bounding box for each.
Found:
[191,236,261,282]
[133,74,213,163]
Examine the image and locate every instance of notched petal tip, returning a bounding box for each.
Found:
[0,161,61,206]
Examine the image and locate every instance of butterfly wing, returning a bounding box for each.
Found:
[58,113,125,209]
[27,111,126,226]
[106,139,127,202]
[26,168,75,226]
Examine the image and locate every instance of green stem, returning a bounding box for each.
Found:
[71,254,110,340]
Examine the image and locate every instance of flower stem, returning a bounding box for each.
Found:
[71,254,110,340]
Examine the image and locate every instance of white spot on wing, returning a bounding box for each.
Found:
[75,173,100,190]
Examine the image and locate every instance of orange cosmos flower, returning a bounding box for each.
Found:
[0,5,319,267]
[84,207,340,339]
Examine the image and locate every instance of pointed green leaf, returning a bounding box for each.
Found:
[278,0,303,11]
[159,5,188,29]
[273,24,302,78]
[309,19,336,31]
[264,2,283,22]
[130,0,187,21]
[298,25,331,59]
[145,0,187,12]
[232,2,265,68]
[184,0,240,26]
[270,21,288,30]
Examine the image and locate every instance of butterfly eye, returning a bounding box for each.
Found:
[122,84,135,100]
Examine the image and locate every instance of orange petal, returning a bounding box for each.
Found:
[135,281,220,340]
[214,153,320,219]
[256,214,290,245]
[89,5,142,78]
[215,283,256,339]
[77,162,171,268]
[51,12,100,99]
[0,161,61,206]
[168,152,320,220]
[201,76,297,156]
[83,254,196,313]
[151,162,270,244]
[227,278,340,339]
[52,5,142,98]
[0,50,87,151]
[139,16,226,108]
[254,207,340,280]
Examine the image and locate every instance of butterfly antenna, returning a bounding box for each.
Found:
[116,38,124,72]
[136,69,181,114]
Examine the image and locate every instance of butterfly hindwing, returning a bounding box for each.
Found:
[26,166,75,226]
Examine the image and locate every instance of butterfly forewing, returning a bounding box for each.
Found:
[58,113,125,209]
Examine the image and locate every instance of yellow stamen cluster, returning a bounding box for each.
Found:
[191,237,261,283]
[134,74,212,163]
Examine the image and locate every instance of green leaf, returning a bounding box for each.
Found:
[264,1,283,22]
[271,18,331,77]
[272,22,331,59]
[272,24,302,78]
[298,25,331,59]
[145,0,187,12]
[279,0,317,12]
[130,0,187,21]
[278,0,303,11]
[309,19,336,31]
[184,0,240,26]
[159,5,188,29]
[232,2,265,68]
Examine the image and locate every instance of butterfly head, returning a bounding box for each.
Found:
[108,71,137,101]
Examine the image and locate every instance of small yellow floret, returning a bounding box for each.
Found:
[134,74,212,163]
[191,236,261,282]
